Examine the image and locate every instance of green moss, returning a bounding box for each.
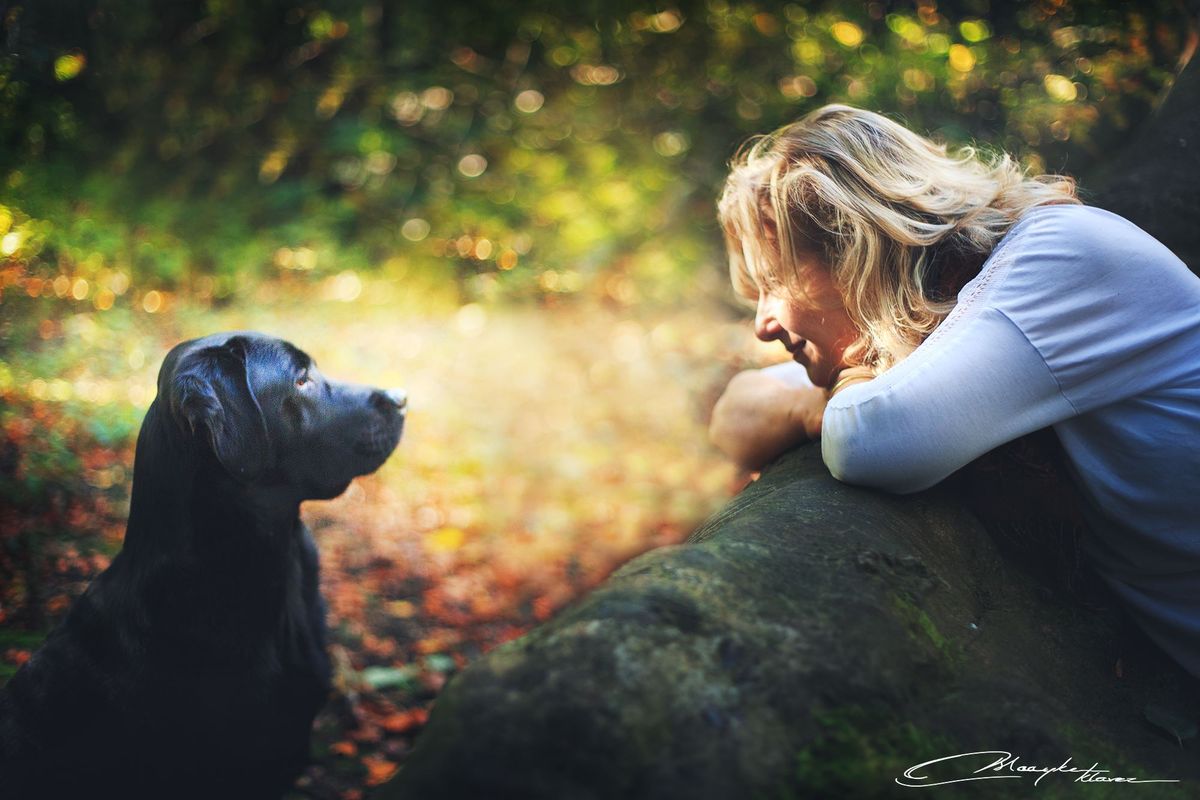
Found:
[1039,722,1196,800]
[778,706,1180,800]
[891,593,962,668]
[779,705,961,800]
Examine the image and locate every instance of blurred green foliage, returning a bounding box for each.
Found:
[0,0,1192,308]
[0,0,1193,632]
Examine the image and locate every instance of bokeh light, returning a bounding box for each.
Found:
[457,154,488,178]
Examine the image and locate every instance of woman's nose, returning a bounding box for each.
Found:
[754,295,785,342]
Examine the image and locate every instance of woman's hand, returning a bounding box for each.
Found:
[709,369,828,471]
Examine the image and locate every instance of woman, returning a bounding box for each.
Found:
[708,104,1200,679]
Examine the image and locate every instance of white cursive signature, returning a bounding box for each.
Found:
[896,751,1181,788]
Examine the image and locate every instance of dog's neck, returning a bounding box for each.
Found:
[123,399,302,562]
[119,401,311,644]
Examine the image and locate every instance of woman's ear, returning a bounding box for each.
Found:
[169,338,272,481]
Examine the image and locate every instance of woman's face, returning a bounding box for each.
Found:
[753,266,859,390]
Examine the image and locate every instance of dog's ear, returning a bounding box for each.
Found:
[170,336,272,480]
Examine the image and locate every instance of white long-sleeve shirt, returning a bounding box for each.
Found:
[815,203,1200,678]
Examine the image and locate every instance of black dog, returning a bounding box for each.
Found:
[0,332,405,798]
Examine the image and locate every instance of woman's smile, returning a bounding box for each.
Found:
[753,272,859,389]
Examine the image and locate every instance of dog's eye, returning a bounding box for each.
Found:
[296,373,311,389]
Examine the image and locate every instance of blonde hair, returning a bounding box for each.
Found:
[718,104,1080,372]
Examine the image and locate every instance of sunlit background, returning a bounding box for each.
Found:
[0,0,1192,795]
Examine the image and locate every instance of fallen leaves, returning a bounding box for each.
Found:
[381,708,428,735]
[426,527,465,553]
[362,755,399,786]
[3,648,31,668]
[330,741,358,758]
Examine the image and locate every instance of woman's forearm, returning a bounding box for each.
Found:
[821,310,1075,493]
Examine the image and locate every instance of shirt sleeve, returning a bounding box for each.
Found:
[821,299,1079,495]
[820,204,1200,493]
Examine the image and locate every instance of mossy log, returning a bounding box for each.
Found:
[378,446,1198,799]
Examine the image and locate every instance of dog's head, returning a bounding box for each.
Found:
[158,332,405,500]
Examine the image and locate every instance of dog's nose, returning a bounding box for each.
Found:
[383,388,408,411]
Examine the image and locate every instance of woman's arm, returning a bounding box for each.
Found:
[709,362,876,471]
[822,305,1077,494]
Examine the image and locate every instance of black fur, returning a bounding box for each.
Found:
[0,332,405,799]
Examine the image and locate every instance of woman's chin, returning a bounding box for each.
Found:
[793,347,836,389]
[802,362,834,390]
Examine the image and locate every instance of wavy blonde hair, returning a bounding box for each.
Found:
[718,104,1080,372]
